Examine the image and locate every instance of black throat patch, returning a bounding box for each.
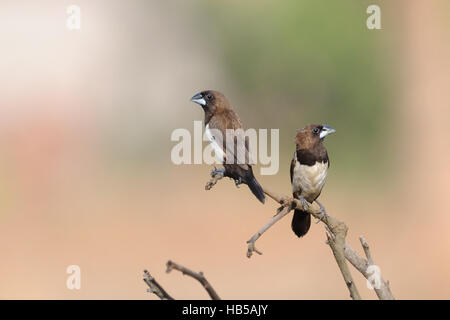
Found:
[296,147,329,166]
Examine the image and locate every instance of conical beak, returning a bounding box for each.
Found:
[319,125,336,139]
[190,93,206,106]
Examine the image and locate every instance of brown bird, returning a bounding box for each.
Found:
[190,90,265,204]
[290,124,335,237]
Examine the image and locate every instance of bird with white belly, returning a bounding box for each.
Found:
[290,124,335,237]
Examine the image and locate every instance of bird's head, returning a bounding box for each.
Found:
[190,90,230,114]
[295,124,336,149]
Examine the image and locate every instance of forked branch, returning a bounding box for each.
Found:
[205,170,394,300]
[144,261,221,300]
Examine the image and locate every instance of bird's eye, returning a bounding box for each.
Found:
[206,94,213,100]
[312,127,320,134]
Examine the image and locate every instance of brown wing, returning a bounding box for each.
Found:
[290,153,295,184]
[290,151,301,198]
[208,110,250,171]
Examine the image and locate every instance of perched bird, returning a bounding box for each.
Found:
[190,90,265,204]
[290,124,335,237]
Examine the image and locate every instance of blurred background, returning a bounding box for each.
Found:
[0,0,449,299]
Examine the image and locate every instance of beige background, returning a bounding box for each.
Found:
[0,0,449,299]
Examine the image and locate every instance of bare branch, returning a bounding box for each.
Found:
[246,204,292,258]
[325,227,361,300]
[205,169,395,300]
[360,236,374,265]
[143,270,174,300]
[166,260,221,300]
[345,239,394,300]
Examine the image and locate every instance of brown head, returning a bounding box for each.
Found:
[190,90,232,115]
[295,124,336,150]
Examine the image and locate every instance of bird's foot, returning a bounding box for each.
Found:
[314,199,328,224]
[275,196,295,216]
[297,196,310,211]
[210,167,226,178]
[205,167,227,190]
[280,196,294,207]
[234,177,242,188]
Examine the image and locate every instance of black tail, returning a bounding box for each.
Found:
[246,175,265,204]
[291,209,311,237]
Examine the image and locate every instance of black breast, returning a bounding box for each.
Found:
[296,146,329,166]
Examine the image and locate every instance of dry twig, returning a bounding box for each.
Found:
[144,261,221,300]
[143,270,174,300]
[166,260,221,300]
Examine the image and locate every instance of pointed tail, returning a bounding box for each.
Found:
[291,209,311,237]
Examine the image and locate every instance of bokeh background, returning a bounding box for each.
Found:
[0,0,449,299]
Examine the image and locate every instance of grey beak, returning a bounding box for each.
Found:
[320,125,336,139]
[190,93,206,106]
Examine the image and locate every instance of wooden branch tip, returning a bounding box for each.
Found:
[359,236,374,265]
[165,260,221,300]
[246,205,291,258]
[143,270,174,300]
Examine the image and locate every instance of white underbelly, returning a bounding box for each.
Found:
[292,160,328,199]
[205,124,225,162]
